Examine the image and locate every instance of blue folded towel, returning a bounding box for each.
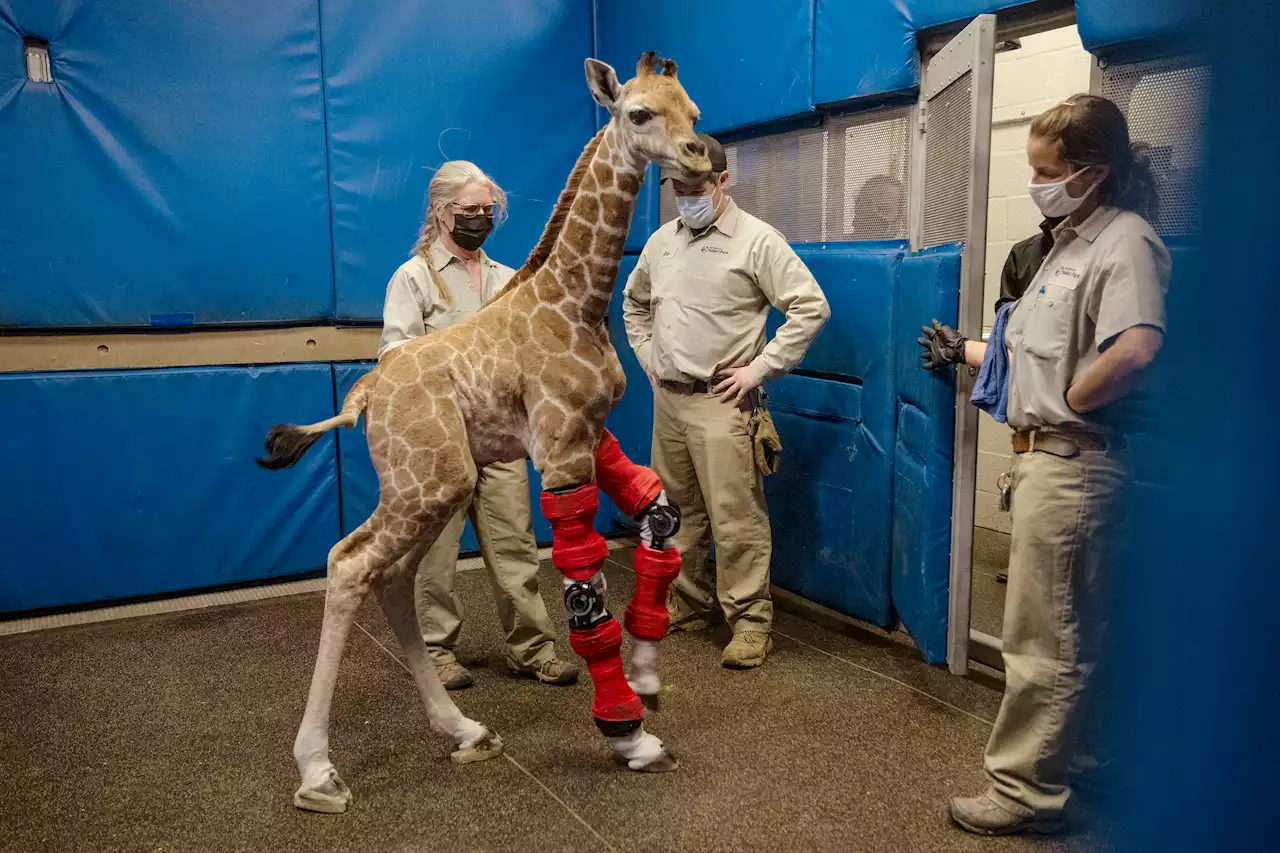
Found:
[970,301,1015,423]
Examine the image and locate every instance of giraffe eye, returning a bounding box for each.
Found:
[629,108,654,126]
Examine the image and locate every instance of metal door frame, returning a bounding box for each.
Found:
[909,14,998,676]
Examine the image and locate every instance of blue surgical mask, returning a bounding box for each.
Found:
[675,189,719,229]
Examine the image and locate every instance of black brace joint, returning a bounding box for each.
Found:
[564,580,610,631]
[594,717,642,738]
[636,499,681,548]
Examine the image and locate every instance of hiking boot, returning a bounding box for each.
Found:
[949,794,1065,836]
[509,657,580,686]
[434,660,474,691]
[721,631,773,668]
[667,601,713,634]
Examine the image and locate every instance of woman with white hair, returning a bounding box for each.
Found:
[379,160,578,690]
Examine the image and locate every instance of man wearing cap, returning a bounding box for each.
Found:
[622,133,830,668]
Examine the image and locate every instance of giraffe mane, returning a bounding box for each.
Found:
[490,127,607,301]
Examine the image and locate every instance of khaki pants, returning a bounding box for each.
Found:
[652,385,773,633]
[414,458,557,671]
[984,446,1129,818]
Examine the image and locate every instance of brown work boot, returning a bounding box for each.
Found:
[949,794,1065,836]
[509,657,580,686]
[434,660,474,690]
[667,599,713,634]
[721,631,773,668]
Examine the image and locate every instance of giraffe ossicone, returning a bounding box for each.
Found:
[257,50,711,813]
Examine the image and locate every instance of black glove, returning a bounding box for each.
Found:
[918,319,967,371]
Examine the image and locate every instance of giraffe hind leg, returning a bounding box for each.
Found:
[375,543,504,765]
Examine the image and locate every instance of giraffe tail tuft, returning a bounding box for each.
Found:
[256,371,376,470]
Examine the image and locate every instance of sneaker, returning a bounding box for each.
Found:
[434,660,474,691]
[721,631,773,668]
[949,794,1065,836]
[509,657,580,686]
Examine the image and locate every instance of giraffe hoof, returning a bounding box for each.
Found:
[294,768,352,814]
[638,691,661,712]
[630,749,679,773]
[451,731,504,765]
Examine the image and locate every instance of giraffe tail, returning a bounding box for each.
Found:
[255,371,376,470]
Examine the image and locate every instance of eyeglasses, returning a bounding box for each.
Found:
[450,202,497,218]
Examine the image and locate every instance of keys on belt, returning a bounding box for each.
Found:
[1011,428,1121,457]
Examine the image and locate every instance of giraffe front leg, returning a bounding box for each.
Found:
[540,484,677,773]
[594,431,683,710]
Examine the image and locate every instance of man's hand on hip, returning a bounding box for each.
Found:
[713,366,763,405]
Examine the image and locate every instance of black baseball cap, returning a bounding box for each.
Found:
[660,133,728,184]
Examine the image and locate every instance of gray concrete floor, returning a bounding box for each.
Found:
[0,548,1107,853]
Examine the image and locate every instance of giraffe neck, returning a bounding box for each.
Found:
[542,122,645,328]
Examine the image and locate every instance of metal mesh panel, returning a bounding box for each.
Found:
[827,111,911,241]
[1100,57,1208,236]
[657,107,912,243]
[922,73,974,248]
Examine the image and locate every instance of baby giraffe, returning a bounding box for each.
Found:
[258,52,711,813]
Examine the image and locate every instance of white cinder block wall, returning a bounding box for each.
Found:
[976,26,1094,533]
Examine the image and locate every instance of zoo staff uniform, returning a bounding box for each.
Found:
[622,200,830,635]
[985,204,1170,820]
[380,240,559,672]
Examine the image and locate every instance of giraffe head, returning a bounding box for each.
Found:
[585,52,710,180]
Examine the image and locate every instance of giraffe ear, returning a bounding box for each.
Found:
[585,59,621,112]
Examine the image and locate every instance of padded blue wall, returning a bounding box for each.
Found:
[0,365,339,613]
[334,362,619,547]
[891,246,961,663]
[321,0,596,320]
[1076,0,1200,55]
[595,0,814,134]
[0,1,333,328]
[765,245,900,627]
[813,0,918,105]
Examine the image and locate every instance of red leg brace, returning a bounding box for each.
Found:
[625,544,682,641]
[539,485,608,582]
[570,618,644,727]
[595,430,663,516]
[540,484,643,730]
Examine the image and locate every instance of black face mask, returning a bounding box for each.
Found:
[450,214,493,251]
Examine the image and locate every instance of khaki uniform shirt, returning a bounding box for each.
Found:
[379,240,514,357]
[1005,205,1171,432]
[622,200,830,384]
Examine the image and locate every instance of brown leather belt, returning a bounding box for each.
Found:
[659,378,711,395]
[1011,428,1121,457]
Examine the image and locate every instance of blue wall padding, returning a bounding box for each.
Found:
[891,245,961,663]
[1076,0,1199,55]
[813,0,918,105]
[766,374,894,627]
[0,1,333,328]
[763,245,902,627]
[320,0,595,320]
[334,362,618,547]
[594,0,814,134]
[0,365,340,613]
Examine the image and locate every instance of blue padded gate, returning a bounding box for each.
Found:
[0,365,340,614]
[891,246,961,664]
[765,244,902,628]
